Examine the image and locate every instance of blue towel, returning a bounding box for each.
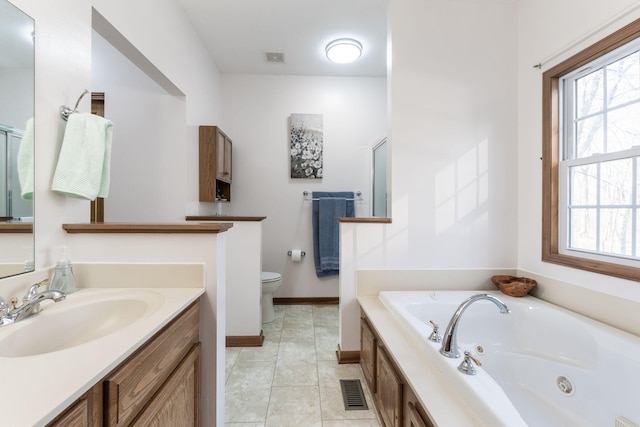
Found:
[51,113,113,200]
[312,191,354,278]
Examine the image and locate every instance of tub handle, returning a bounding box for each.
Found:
[428,320,441,343]
[458,351,482,375]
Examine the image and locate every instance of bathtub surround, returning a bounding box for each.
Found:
[341,266,640,354]
[358,296,479,426]
[378,290,640,426]
[338,258,518,356]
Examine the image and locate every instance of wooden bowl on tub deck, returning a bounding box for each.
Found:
[491,275,537,297]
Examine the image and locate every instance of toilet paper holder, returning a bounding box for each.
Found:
[287,250,306,257]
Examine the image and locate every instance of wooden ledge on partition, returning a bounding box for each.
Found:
[186,215,266,222]
[62,222,233,234]
[336,344,360,364]
[273,297,339,305]
[226,331,265,347]
[337,217,392,224]
[0,222,33,233]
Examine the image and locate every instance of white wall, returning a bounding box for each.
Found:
[92,0,223,218]
[213,220,262,338]
[516,2,640,302]
[92,31,187,222]
[1,1,225,425]
[339,0,518,352]
[10,0,92,266]
[220,74,387,298]
[387,0,519,268]
[1,0,223,266]
[340,0,640,353]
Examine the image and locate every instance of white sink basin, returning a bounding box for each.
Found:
[0,289,165,357]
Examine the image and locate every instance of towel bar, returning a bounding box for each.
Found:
[60,89,89,121]
[303,190,363,202]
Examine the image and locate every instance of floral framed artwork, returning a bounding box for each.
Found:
[290,113,323,179]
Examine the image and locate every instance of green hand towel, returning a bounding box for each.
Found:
[17,118,34,200]
[51,113,113,200]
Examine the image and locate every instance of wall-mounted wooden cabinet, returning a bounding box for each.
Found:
[199,126,232,202]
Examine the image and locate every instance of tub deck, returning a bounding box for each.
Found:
[377,290,640,427]
[359,295,496,427]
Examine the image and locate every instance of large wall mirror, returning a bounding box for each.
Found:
[372,138,388,217]
[0,0,35,278]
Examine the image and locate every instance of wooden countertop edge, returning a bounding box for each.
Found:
[337,217,392,224]
[0,223,33,233]
[62,222,233,234]
[185,216,266,222]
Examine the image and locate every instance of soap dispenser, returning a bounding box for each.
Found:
[49,246,77,294]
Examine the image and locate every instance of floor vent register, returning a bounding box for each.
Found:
[339,379,369,411]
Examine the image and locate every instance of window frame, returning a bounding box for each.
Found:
[542,17,640,282]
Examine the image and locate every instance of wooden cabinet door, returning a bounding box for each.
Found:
[361,316,377,393]
[105,302,199,426]
[376,345,403,427]
[131,343,201,427]
[406,402,429,427]
[199,126,232,201]
[403,383,435,427]
[215,131,232,182]
[216,131,226,181]
[47,384,102,427]
[223,137,232,180]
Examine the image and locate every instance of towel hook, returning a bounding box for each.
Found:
[59,89,89,121]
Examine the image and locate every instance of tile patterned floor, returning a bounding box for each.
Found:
[225,304,380,427]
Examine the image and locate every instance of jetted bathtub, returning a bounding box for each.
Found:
[379,290,640,427]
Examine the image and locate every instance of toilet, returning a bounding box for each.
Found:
[261,271,282,323]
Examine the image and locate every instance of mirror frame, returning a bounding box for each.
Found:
[0,0,35,279]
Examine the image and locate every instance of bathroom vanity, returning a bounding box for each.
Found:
[0,287,203,426]
[49,301,200,426]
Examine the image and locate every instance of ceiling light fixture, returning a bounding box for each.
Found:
[325,38,362,64]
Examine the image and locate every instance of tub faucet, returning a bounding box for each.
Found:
[439,293,510,358]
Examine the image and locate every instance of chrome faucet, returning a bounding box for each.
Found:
[439,293,510,358]
[0,279,66,326]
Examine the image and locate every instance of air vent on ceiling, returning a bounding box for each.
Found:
[340,379,368,411]
[264,51,285,63]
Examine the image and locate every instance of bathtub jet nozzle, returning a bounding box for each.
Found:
[439,293,510,359]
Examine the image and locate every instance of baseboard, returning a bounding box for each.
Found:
[226,330,265,347]
[273,297,339,305]
[336,344,360,364]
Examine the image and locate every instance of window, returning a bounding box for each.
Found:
[542,18,640,281]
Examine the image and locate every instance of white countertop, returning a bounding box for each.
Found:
[0,287,204,427]
[358,296,487,427]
